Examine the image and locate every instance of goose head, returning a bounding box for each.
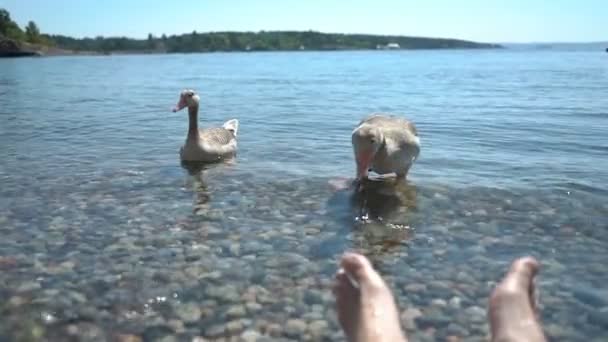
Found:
[172,89,200,112]
[352,124,384,180]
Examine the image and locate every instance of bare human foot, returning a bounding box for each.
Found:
[333,252,408,342]
[488,257,547,342]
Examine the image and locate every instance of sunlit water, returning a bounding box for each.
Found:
[1,49,607,341]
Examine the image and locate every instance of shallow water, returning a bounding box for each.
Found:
[1,49,607,341]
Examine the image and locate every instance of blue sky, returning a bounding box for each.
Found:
[1,0,605,43]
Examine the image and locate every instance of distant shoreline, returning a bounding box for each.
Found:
[2,44,505,58]
[2,30,503,58]
[2,47,506,58]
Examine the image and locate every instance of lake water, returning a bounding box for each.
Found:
[1,49,607,341]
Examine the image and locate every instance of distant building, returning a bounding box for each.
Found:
[376,43,401,50]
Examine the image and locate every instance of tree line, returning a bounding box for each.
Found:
[1,7,500,53]
[49,30,500,53]
[0,9,51,45]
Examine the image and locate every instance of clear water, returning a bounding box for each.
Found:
[1,49,607,341]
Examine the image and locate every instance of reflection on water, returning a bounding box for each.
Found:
[351,178,419,258]
[180,158,239,214]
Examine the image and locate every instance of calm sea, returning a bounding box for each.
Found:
[1,48,607,341]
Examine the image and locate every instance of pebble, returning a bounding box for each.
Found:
[446,323,469,337]
[115,334,142,342]
[16,281,41,292]
[0,256,18,269]
[226,305,247,319]
[401,307,422,330]
[404,283,427,293]
[175,303,201,323]
[205,285,240,302]
[308,320,328,337]
[448,296,462,309]
[431,299,447,307]
[265,323,282,337]
[587,307,608,328]
[416,308,451,329]
[572,286,608,308]
[464,306,486,323]
[284,319,307,337]
[245,302,263,312]
[204,324,225,338]
[240,329,262,341]
[225,320,245,334]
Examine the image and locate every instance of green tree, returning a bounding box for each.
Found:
[147,33,155,49]
[25,21,40,43]
[0,8,25,41]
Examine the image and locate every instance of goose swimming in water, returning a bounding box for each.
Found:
[172,89,239,162]
[351,113,420,181]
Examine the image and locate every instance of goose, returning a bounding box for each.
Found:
[351,113,420,181]
[172,89,239,162]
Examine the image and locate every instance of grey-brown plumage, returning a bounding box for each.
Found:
[199,127,236,146]
[352,113,420,179]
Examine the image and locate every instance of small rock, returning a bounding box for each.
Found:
[176,303,201,323]
[115,334,142,342]
[245,302,262,312]
[226,305,247,319]
[572,286,608,308]
[0,256,18,269]
[68,291,87,304]
[17,281,41,292]
[8,296,28,307]
[229,243,241,256]
[404,283,427,293]
[401,307,422,330]
[446,323,468,337]
[448,297,462,309]
[157,336,177,342]
[141,325,174,341]
[464,306,485,323]
[587,307,608,328]
[433,249,447,257]
[206,285,240,302]
[240,329,261,341]
[303,289,325,305]
[204,324,225,338]
[473,209,487,216]
[308,320,328,337]
[265,323,282,337]
[544,323,572,339]
[284,319,307,337]
[225,320,244,334]
[431,299,447,307]
[416,308,451,328]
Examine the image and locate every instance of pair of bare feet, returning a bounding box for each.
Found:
[333,252,547,342]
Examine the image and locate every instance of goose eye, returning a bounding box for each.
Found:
[370,138,376,144]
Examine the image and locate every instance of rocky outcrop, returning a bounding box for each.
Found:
[0,36,41,57]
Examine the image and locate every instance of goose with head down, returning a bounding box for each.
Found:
[351,113,420,181]
[172,89,239,162]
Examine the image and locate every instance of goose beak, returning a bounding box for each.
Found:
[172,98,187,112]
[355,151,373,180]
